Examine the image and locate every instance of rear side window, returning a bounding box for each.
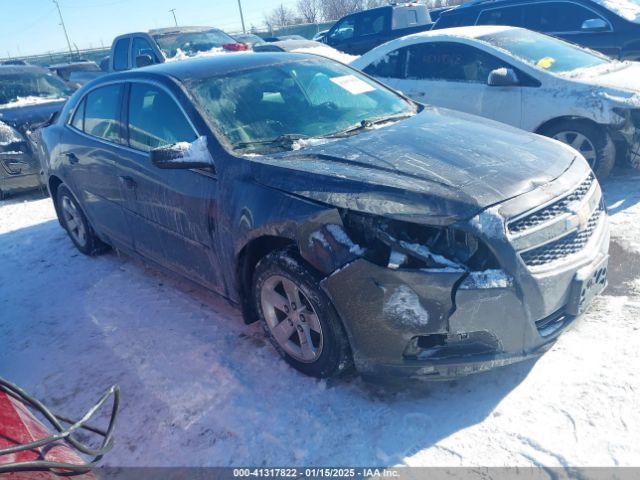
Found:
[434,13,470,28]
[357,11,387,36]
[83,84,124,143]
[477,6,525,26]
[113,38,130,71]
[127,83,197,152]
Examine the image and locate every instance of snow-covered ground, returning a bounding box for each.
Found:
[1,173,639,467]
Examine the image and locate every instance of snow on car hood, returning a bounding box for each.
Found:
[564,62,640,107]
[249,108,577,224]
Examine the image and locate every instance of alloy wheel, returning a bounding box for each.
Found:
[552,131,597,168]
[260,274,324,363]
[61,195,87,248]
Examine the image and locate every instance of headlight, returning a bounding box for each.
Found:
[0,121,25,147]
[340,211,499,271]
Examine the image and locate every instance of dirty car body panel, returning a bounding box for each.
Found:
[40,53,610,379]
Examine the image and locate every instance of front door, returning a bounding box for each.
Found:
[116,82,224,292]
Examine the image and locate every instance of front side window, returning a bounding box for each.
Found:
[329,18,355,41]
[113,38,130,71]
[127,83,197,152]
[406,42,508,83]
[363,48,406,78]
[189,58,416,154]
[131,37,159,65]
[479,28,611,73]
[83,84,123,143]
[521,2,606,32]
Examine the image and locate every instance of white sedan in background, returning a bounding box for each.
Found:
[352,26,640,178]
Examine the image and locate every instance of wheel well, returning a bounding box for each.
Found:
[236,235,295,324]
[535,116,603,137]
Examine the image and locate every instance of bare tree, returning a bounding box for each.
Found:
[264,3,297,30]
[296,0,323,23]
[320,0,366,21]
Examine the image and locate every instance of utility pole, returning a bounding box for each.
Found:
[52,0,73,57]
[169,8,178,27]
[237,0,246,33]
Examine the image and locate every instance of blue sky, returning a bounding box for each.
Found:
[0,0,298,58]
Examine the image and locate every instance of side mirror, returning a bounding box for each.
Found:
[135,54,154,68]
[582,18,608,31]
[150,136,214,170]
[488,68,519,87]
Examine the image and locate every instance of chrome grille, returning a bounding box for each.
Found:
[520,204,603,267]
[509,174,595,234]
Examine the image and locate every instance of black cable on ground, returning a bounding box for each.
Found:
[0,377,119,474]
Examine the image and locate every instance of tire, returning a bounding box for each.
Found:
[541,121,615,179]
[56,184,109,256]
[253,248,352,378]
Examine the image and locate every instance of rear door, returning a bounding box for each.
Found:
[61,83,133,249]
[392,41,523,127]
[116,81,224,292]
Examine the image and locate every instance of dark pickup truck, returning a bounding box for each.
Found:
[323,4,433,55]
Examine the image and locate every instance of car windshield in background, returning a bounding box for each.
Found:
[189,59,416,154]
[479,29,611,73]
[0,72,73,107]
[154,30,236,58]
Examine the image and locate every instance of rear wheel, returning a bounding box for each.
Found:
[542,121,615,179]
[253,249,352,378]
[56,185,109,255]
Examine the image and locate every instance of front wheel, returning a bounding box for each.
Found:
[542,121,615,179]
[56,185,109,255]
[253,249,352,378]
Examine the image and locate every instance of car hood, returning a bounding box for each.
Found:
[564,62,640,95]
[0,99,67,132]
[249,107,577,225]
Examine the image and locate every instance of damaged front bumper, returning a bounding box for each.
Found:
[319,160,610,380]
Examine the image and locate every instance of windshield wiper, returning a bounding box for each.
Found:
[329,112,415,138]
[234,134,311,151]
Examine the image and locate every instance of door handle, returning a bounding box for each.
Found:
[119,175,137,189]
[62,152,79,164]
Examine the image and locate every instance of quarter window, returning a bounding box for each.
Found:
[113,38,130,71]
[70,98,86,131]
[83,84,124,143]
[127,83,197,152]
[406,42,508,83]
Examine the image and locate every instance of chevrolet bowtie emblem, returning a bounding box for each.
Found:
[568,202,591,230]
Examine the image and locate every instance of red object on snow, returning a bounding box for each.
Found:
[0,392,94,479]
[223,42,250,51]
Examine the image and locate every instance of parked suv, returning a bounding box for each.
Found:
[433,0,640,60]
[324,4,434,54]
[39,53,609,380]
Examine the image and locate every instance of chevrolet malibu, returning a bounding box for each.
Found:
[40,53,609,380]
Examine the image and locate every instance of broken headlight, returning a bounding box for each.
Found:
[340,211,499,271]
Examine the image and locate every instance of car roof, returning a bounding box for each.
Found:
[402,24,515,40]
[98,52,330,83]
[0,65,51,75]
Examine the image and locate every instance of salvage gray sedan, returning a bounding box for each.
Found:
[39,53,609,380]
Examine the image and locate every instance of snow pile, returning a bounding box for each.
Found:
[0,96,64,109]
[383,285,430,326]
[460,269,513,289]
[593,0,640,22]
[291,46,359,64]
[326,224,365,255]
[399,240,463,269]
[166,47,226,62]
[291,137,339,150]
[0,121,22,145]
[170,136,213,164]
